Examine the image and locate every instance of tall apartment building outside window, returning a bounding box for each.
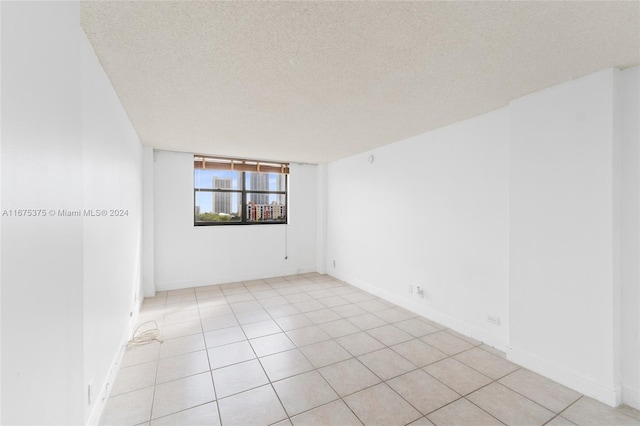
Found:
[194,155,289,225]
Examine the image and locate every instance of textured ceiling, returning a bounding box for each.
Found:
[81,1,639,164]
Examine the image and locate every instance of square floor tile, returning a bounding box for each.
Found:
[394,318,440,338]
[159,333,206,358]
[150,401,220,426]
[230,300,262,313]
[250,332,296,357]
[275,314,314,331]
[562,397,640,426]
[343,292,376,303]
[304,308,341,324]
[161,321,202,340]
[424,357,492,396]
[358,348,416,380]
[374,307,414,323]
[546,416,582,426]
[367,324,413,346]
[100,386,154,426]
[445,329,482,346]
[156,350,210,384]
[619,405,640,421]
[208,340,256,369]
[391,339,447,367]
[286,293,313,303]
[357,299,391,312]
[242,319,281,339]
[201,313,239,332]
[300,339,352,368]
[348,313,388,330]
[427,398,503,426]
[198,298,233,318]
[467,382,555,426]
[110,361,156,396]
[307,289,335,299]
[319,319,361,338]
[252,289,280,299]
[212,359,269,398]
[218,385,287,426]
[344,383,421,426]
[259,348,314,381]
[454,347,518,379]
[164,309,200,326]
[318,295,351,308]
[198,299,231,313]
[480,343,505,357]
[121,342,161,368]
[152,372,215,419]
[293,300,326,313]
[273,370,339,416]
[421,331,474,356]
[331,304,367,318]
[330,286,359,296]
[204,326,246,348]
[388,369,460,415]
[259,296,290,309]
[407,418,436,426]
[226,293,256,303]
[266,304,300,317]
[499,368,581,413]
[235,309,271,325]
[286,325,331,347]
[291,400,363,426]
[319,358,381,397]
[336,331,385,356]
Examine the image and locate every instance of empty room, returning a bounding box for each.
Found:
[1,1,640,425]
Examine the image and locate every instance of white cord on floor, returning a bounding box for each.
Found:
[128,320,163,346]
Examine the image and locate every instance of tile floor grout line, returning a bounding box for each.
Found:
[108,274,640,426]
[461,395,510,426]
[226,280,291,426]
[195,285,224,426]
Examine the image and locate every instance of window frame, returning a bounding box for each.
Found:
[193,155,289,226]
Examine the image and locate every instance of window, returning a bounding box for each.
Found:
[194,155,289,225]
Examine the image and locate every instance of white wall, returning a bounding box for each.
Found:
[619,66,640,409]
[1,3,144,423]
[153,151,318,290]
[142,145,156,297]
[81,29,144,424]
[327,108,510,349]
[508,69,621,405]
[1,2,84,423]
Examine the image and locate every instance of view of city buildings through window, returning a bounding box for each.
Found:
[194,167,287,225]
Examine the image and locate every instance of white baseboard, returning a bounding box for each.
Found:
[329,271,507,351]
[622,386,640,410]
[86,299,142,425]
[507,346,621,407]
[155,266,318,292]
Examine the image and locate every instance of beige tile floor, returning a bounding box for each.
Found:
[100,273,640,426]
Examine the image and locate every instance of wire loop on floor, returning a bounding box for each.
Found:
[128,320,163,346]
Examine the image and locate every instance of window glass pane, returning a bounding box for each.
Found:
[194,169,242,190]
[195,191,242,223]
[245,172,286,192]
[246,193,287,222]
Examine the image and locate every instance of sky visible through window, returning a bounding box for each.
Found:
[194,169,283,214]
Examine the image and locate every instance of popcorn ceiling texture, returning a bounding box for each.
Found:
[81,1,639,164]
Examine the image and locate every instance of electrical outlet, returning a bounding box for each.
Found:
[487,315,501,325]
[332,259,336,268]
[416,286,425,299]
